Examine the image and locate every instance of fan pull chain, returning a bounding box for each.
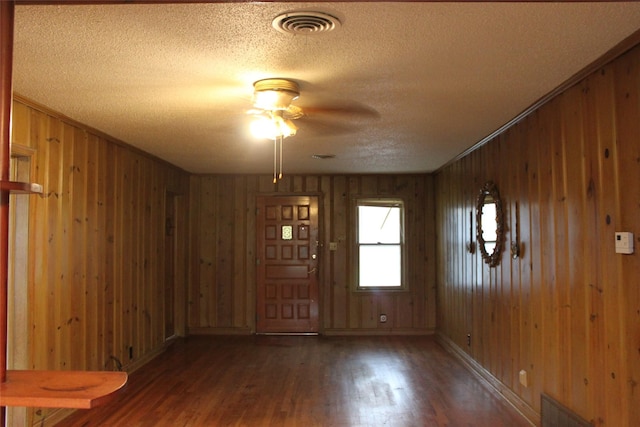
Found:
[272,136,285,184]
[279,135,283,180]
[273,137,277,184]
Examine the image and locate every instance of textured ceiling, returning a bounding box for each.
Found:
[12,2,640,174]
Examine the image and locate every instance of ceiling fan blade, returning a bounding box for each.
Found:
[299,101,380,120]
[283,105,304,120]
[297,116,364,137]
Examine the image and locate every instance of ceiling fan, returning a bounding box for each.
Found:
[246,77,380,182]
[246,78,305,183]
[248,78,303,140]
[247,77,380,138]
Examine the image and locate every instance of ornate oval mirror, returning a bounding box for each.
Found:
[476,181,504,267]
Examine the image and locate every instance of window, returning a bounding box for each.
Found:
[356,199,404,289]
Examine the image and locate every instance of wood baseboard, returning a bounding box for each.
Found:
[186,327,435,337]
[124,342,170,374]
[323,328,435,336]
[187,327,253,335]
[436,333,539,427]
[32,408,75,427]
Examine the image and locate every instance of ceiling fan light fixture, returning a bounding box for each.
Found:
[253,78,300,110]
[282,118,298,136]
[253,89,297,111]
[250,111,297,140]
[249,78,303,182]
[311,154,336,160]
[249,115,277,139]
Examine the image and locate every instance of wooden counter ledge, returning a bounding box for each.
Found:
[0,370,128,409]
[0,180,43,194]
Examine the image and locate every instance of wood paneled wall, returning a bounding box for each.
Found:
[435,44,640,425]
[10,98,190,425]
[188,174,436,335]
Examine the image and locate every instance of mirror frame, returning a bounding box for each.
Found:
[476,181,504,267]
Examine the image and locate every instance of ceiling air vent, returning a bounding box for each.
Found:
[311,154,336,160]
[272,11,341,35]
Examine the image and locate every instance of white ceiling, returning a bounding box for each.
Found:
[12,2,640,175]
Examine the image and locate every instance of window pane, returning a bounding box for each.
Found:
[358,205,400,244]
[281,225,293,240]
[359,245,401,287]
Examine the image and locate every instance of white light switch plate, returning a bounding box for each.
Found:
[615,232,634,254]
[519,370,529,387]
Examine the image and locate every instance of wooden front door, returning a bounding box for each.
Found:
[256,195,319,333]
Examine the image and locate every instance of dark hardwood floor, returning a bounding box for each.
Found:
[56,335,531,426]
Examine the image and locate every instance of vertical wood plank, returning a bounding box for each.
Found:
[347,176,360,329]
[215,176,234,327]
[103,138,116,366]
[71,127,88,370]
[563,80,591,416]
[187,175,201,329]
[332,176,348,330]
[244,176,258,330]
[199,176,216,328]
[319,175,332,330]
[93,135,108,369]
[85,134,100,371]
[593,66,626,426]
[233,176,246,328]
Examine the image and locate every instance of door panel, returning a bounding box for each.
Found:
[257,196,319,333]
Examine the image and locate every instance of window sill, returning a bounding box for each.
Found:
[355,287,409,293]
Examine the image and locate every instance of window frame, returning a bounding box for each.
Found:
[353,197,407,292]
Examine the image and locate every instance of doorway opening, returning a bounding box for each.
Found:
[7,145,35,426]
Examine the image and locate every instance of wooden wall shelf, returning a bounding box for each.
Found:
[0,180,42,195]
[0,370,128,409]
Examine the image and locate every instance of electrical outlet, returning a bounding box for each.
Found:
[329,242,338,251]
[379,314,387,323]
